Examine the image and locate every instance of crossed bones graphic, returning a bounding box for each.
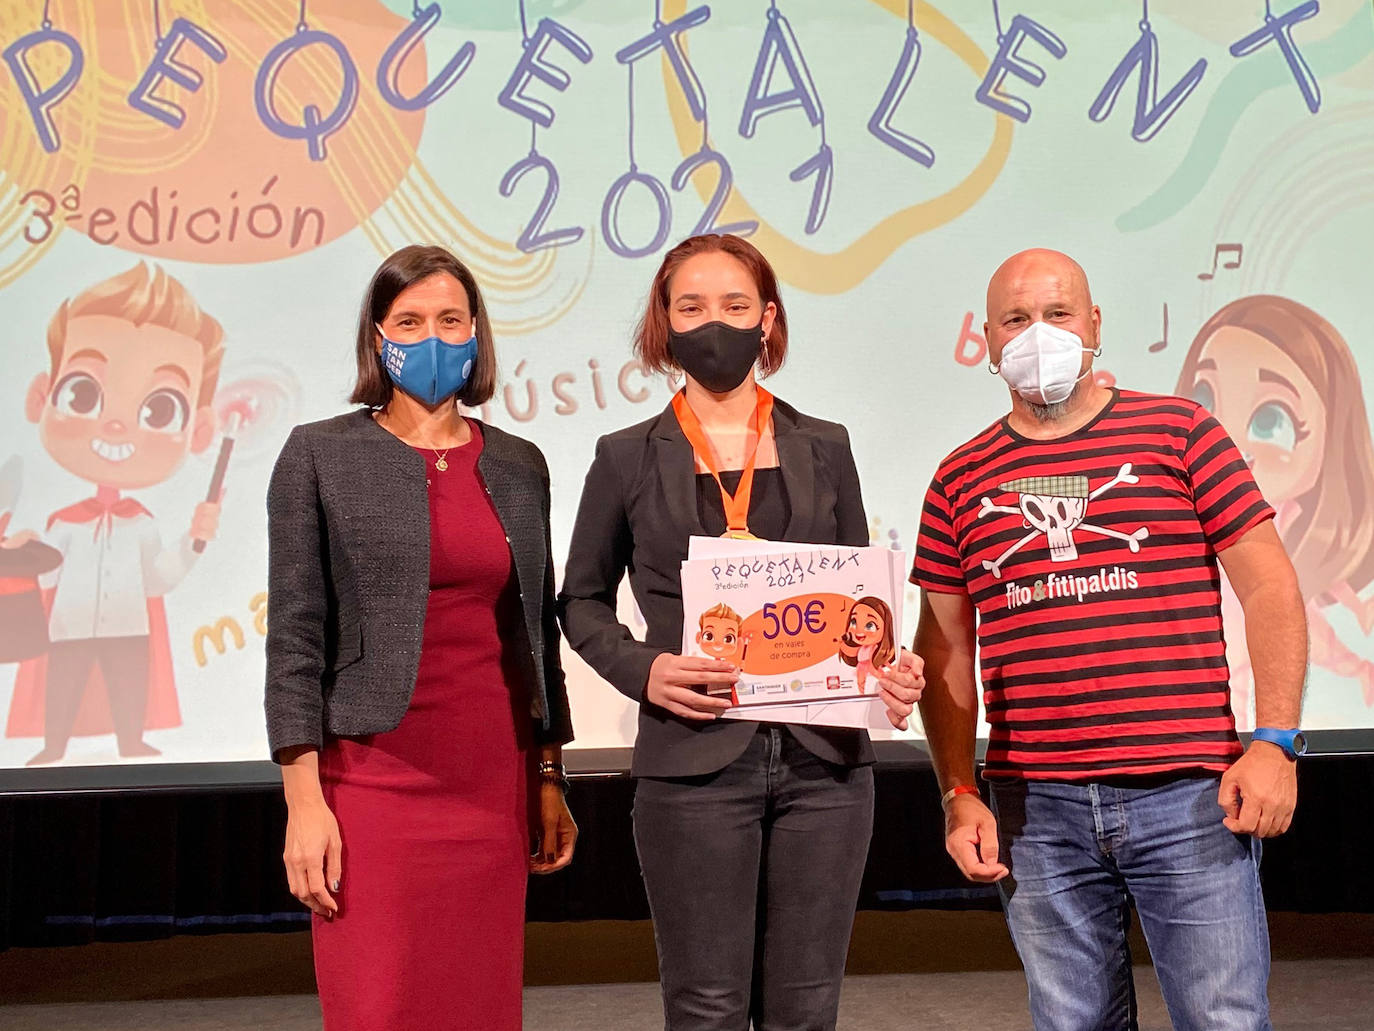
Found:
[978,462,1150,579]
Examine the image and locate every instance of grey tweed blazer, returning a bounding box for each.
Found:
[264,408,572,761]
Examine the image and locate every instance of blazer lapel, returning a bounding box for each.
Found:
[353,408,430,480]
[476,427,541,569]
[478,476,534,545]
[773,401,815,543]
[653,404,709,541]
[345,408,431,612]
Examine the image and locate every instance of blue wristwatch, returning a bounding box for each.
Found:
[1251,727,1308,760]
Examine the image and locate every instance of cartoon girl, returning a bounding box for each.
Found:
[1176,295,1374,717]
[837,596,896,694]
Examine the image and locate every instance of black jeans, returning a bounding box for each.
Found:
[633,725,875,1031]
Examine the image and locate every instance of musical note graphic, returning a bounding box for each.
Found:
[1198,243,1243,280]
[1148,301,1169,353]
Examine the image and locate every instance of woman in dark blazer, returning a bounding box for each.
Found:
[265,245,575,1031]
[558,233,923,1030]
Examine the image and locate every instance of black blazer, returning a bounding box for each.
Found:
[557,396,874,778]
[264,409,572,761]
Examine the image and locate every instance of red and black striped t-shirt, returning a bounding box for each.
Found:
[911,390,1273,781]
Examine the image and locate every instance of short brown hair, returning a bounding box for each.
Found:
[633,234,789,377]
[350,245,497,407]
[699,603,741,629]
[46,263,225,408]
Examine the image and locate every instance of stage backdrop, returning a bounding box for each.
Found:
[1,0,1371,778]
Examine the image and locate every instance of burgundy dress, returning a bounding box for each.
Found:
[314,423,531,1031]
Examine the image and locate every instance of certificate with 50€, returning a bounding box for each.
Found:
[680,538,907,721]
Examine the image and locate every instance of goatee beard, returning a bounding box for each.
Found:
[1025,378,1089,422]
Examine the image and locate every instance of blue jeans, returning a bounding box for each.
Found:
[990,775,1271,1031]
[633,725,874,1031]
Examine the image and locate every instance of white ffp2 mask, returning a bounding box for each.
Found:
[990,321,1099,406]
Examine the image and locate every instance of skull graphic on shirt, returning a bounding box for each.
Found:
[977,464,1150,579]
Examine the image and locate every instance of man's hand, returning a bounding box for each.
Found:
[1218,741,1297,837]
[944,792,1009,883]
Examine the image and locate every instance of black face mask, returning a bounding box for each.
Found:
[668,320,763,394]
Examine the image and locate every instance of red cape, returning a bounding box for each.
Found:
[6,588,181,738]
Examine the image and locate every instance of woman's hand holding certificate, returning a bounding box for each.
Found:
[874,648,927,730]
[646,653,740,720]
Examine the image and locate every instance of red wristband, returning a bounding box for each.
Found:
[940,784,980,807]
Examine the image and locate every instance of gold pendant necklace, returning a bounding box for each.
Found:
[433,449,450,472]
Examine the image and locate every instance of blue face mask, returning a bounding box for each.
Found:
[377,329,478,406]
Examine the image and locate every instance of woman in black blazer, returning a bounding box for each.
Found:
[558,234,923,1030]
[265,245,575,1031]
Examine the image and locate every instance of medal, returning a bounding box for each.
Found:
[672,387,775,540]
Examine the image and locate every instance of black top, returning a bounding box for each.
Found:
[696,468,790,541]
[558,396,874,779]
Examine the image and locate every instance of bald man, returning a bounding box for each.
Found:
[907,250,1307,1030]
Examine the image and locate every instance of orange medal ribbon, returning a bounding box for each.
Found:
[671,387,775,540]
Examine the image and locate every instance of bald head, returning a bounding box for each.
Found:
[987,249,1091,318]
[984,248,1101,364]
